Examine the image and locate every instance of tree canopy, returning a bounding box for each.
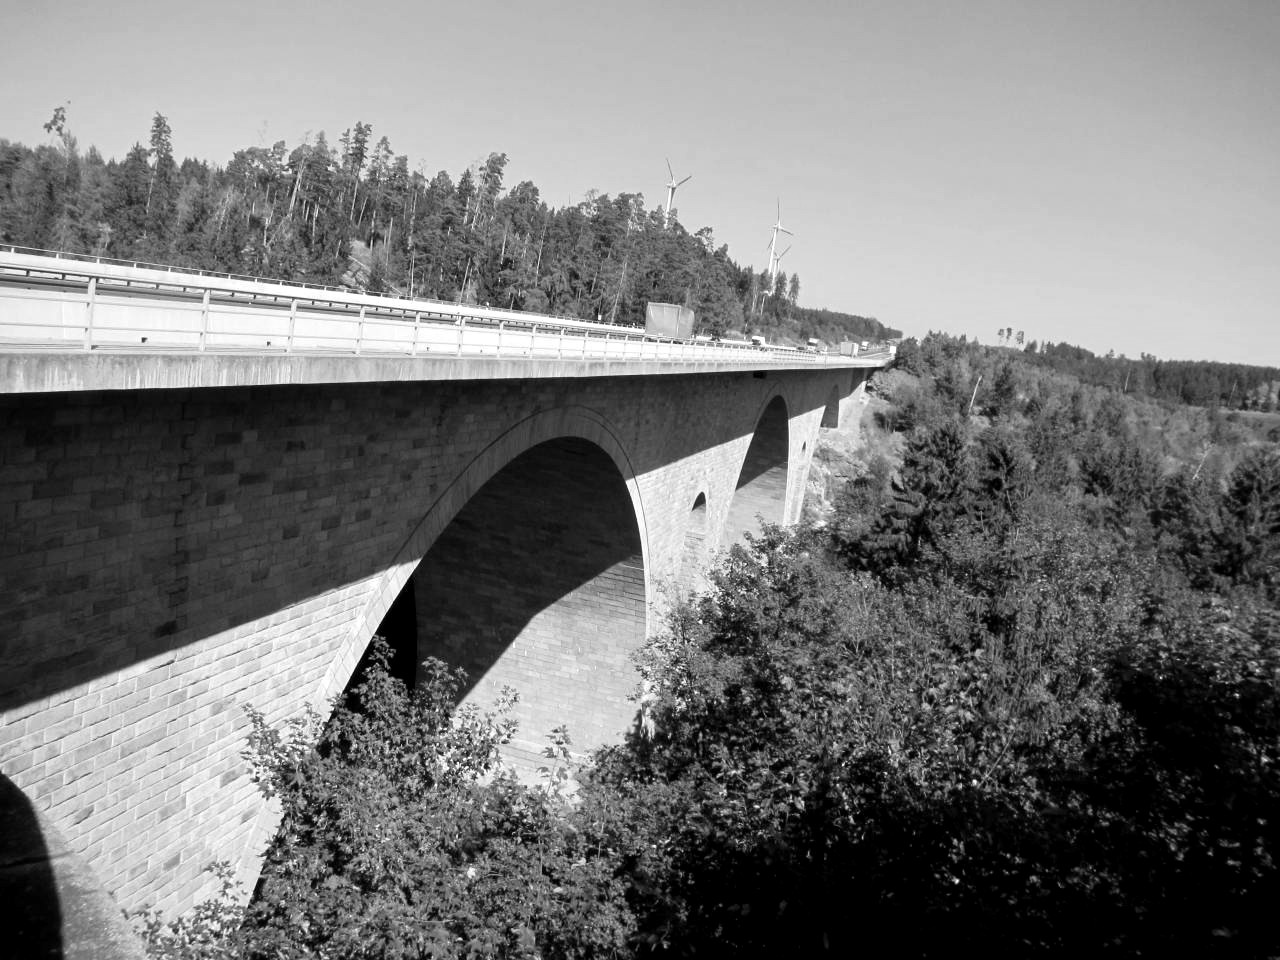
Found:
[1,110,897,345]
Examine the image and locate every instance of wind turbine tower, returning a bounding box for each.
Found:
[773,244,792,279]
[766,198,794,282]
[663,158,691,225]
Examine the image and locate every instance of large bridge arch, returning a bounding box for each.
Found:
[319,406,652,769]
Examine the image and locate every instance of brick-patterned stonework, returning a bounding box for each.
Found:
[412,436,646,767]
[0,366,871,917]
[724,395,791,543]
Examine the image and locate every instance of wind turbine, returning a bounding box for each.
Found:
[663,158,691,225]
[774,244,792,275]
[766,199,794,282]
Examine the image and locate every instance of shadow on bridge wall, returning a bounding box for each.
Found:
[724,394,791,544]
[342,437,646,769]
[0,773,63,958]
[0,374,842,720]
[412,437,645,763]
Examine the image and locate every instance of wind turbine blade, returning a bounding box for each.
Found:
[779,226,794,236]
[678,175,692,186]
[666,158,674,180]
[779,246,791,259]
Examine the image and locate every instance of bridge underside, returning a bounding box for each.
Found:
[410,437,646,767]
[726,395,791,544]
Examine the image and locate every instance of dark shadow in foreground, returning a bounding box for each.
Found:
[0,773,63,959]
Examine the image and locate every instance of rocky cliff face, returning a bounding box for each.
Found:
[802,373,904,524]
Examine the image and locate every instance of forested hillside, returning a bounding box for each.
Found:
[0,109,896,344]
[917,330,1280,412]
[136,331,1278,958]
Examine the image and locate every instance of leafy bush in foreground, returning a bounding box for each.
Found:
[228,647,633,960]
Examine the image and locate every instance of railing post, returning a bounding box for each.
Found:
[357,305,365,355]
[287,298,297,354]
[411,312,421,356]
[83,277,96,350]
[199,289,210,352]
[457,317,465,357]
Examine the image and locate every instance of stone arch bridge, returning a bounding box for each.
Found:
[0,253,885,919]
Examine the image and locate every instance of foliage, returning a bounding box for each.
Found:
[591,509,1278,954]
[230,641,634,959]
[0,109,899,345]
[132,862,245,960]
[895,331,1280,414]
[1216,448,1280,595]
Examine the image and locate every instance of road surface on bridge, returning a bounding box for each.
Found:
[0,248,892,388]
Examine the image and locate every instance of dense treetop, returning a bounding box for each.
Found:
[0,110,896,345]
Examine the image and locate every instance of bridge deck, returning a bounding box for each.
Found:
[0,249,890,393]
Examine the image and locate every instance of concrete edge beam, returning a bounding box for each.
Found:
[0,351,889,395]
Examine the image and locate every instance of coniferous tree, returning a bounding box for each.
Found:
[142,113,176,254]
[987,362,1018,419]
[1217,449,1280,594]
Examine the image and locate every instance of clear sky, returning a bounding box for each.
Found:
[3,0,1276,365]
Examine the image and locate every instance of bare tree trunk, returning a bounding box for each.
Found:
[610,256,629,324]
[967,375,984,416]
[288,163,304,218]
[533,217,549,281]
[385,216,394,278]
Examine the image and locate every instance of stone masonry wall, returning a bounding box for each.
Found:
[0,366,870,916]
[413,436,646,769]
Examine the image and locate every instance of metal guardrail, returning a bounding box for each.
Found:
[0,244,413,301]
[0,248,891,366]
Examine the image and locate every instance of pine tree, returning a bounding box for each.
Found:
[865,419,972,567]
[144,113,176,249]
[987,363,1018,419]
[1217,449,1280,593]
